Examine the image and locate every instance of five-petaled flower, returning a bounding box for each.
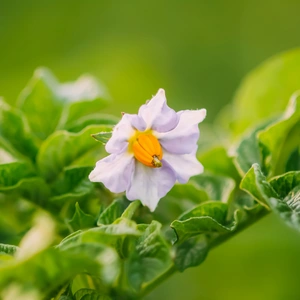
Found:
[89,89,206,211]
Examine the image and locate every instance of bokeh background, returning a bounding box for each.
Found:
[1,1,300,299]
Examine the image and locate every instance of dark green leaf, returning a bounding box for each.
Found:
[125,221,172,292]
[171,202,239,242]
[173,235,208,272]
[74,289,111,300]
[0,244,19,256]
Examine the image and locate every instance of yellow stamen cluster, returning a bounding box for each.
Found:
[129,131,163,168]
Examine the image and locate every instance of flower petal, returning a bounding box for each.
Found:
[156,109,206,154]
[126,161,176,211]
[163,150,204,183]
[138,89,179,132]
[89,152,134,193]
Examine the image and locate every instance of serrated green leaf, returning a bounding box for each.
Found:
[171,202,240,242]
[37,125,111,182]
[229,48,300,136]
[0,98,38,160]
[173,235,208,272]
[268,172,300,232]
[65,114,117,133]
[68,203,95,231]
[258,93,300,176]
[125,221,172,293]
[192,173,236,203]
[240,163,279,209]
[97,198,130,225]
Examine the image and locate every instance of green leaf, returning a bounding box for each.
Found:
[50,166,94,206]
[240,163,279,209]
[171,202,239,242]
[68,203,95,231]
[0,162,35,187]
[17,68,65,140]
[0,244,19,256]
[268,171,300,232]
[0,177,50,206]
[258,93,300,176]
[229,48,300,136]
[91,131,113,145]
[192,173,236,203]
[65,114,117,133]
[125,221,172,293]
[233,119,275,176]
[97,198,130,225]
[173,235,208,272]
[17,68,110,140]
[198,146,240,180]
[37,125,111,182]
[58,74,110,125]
[74,289,111,300]
[0,98,38,160]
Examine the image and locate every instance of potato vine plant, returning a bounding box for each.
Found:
[0,49,299,300]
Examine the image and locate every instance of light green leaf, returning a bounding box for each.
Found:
[173,235,208,272]
[0,162,35,187]
[17,68,64,140]
[240,163,279,209]
[198,146,240,180]
[192,173,236,203]
[37,125,111,182]
[97,198,130,226]
[258,93,300,176]
[68,203,95,231]
[171,202,239,242]
[91,131,113,145]
[65,114,117,133]
[0,98,38,160]
[229,48,300,136]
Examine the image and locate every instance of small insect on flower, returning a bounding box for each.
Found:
[89,89,206,211]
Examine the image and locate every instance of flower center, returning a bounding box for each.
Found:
[129,132,163,168]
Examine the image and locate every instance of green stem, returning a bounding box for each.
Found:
[138,265,177,298]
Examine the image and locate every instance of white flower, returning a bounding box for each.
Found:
[89,89,206,211]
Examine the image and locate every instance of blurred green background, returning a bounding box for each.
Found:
[1,1,300,299]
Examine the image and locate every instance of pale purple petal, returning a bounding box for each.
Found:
[138,89,179,132]
[156,109,206,154]
[163,150,204,183]
[126,162,176,211]
[89,152,134,193]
